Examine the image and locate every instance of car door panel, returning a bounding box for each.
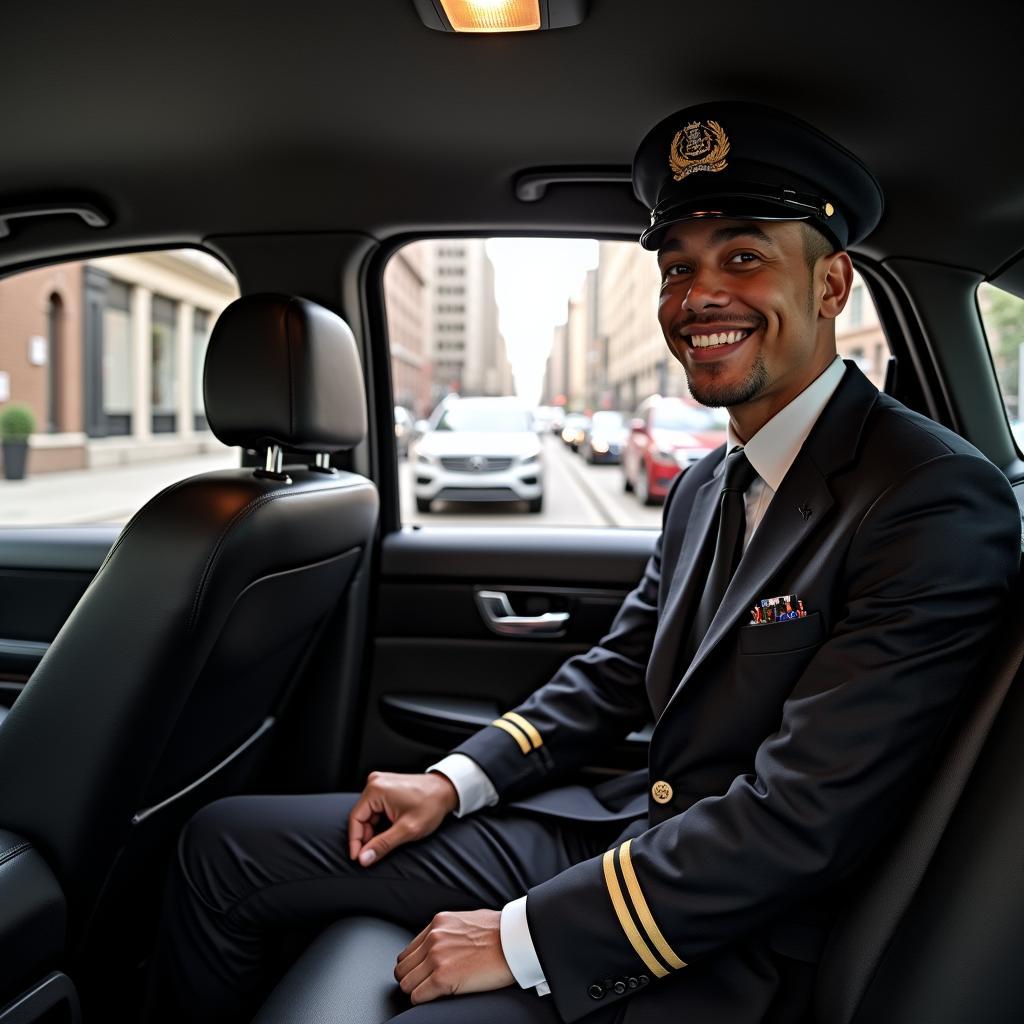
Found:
[355,527,656,781]
[0,528,114,682]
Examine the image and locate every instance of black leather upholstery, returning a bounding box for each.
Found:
[0,830,66,1008]
[205,293,367,452]
[0,296,379,1007]
[814,583,1024,1023]
[252,918,413,1024]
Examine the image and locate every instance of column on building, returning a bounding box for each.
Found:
[131,286,152,442]
[176,300,195,439]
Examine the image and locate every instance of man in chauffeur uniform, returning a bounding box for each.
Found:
[152,103,1021,1023]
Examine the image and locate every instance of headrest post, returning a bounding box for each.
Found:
[310,452,336,475]
[252,444,292,483]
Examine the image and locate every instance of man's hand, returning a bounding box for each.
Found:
[347,771,458,866]
[394,909,514,1004]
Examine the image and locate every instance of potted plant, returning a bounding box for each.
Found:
[1,403,36,481]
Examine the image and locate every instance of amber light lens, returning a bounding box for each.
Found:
[439,0,541,33]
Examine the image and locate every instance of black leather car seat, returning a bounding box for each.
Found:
[0,294,378,1010]
[252,917,413,1024]
[812,576,1024,1023]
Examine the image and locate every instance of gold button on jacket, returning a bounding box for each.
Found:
[651,780,673,804]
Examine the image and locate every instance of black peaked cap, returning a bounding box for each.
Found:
[632,101,884,251]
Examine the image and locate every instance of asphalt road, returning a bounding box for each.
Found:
[400,434,663,530]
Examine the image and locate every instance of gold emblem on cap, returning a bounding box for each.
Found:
[652,780,673,804]
[669,120,730,182]
[824,202,835,217]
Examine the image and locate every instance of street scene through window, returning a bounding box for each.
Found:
[0,249,240,525]
[978,283,1024,454]
[387,238,890,529]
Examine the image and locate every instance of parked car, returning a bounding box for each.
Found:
[581,410,628,464]
[393,405,414,458]
[560,412,591,451]
[622,396,728,505]
[531,405,562,434]
[413,396,543,513]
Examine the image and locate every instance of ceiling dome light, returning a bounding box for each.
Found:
[413,0,587,34]
[441,0,539,33]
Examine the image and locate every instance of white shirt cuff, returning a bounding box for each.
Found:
[426,754,498,818]
[500,896,550,996]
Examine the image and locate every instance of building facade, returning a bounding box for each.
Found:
[0,249,239,474]
[384,244,431,418]
[597,241,682,413]
[834,277,888,390]
[386,239,514,415]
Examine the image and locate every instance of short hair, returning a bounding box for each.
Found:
[802,223,836,270]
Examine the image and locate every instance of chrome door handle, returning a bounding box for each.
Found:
[475,590,570,637]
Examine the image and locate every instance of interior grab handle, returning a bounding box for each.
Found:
[0,201,110,239]
[475,590,569,637]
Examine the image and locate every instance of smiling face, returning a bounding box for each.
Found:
[656,218,853,439]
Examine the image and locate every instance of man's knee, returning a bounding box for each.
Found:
[176,796,264,913]
[176,793,361,914]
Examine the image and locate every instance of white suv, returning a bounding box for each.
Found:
[413,396,544,513]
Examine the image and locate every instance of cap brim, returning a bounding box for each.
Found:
[639,194,841,251]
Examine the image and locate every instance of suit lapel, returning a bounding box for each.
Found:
[646,455,724,712]
[661,362,880,711]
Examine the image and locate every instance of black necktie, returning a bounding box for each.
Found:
[684,447,758,662]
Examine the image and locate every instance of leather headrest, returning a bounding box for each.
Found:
[204,294,367,452]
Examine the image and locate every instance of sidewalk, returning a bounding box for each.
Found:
[0,450,241,526]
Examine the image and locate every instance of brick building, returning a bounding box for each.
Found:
[0,250,238,474]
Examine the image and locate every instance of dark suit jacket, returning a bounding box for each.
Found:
[452,364,1021,1022]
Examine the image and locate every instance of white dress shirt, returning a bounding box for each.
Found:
[429,356,848,996]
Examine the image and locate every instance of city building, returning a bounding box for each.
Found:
[578,268,608,412]
[384,244,431,417]
[543,321,569,408]
[835,276,889,390]
[564,293,589,411]
[597,241,683,412]
[387,239,514,415]
[0,249,239,474]
[421,240,512,405]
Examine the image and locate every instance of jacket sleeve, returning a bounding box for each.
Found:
[523,453,1021,1022]
[448,472,692,799]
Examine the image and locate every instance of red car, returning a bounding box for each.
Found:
[622,396,728,505]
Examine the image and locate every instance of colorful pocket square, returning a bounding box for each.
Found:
[749,593,808,625]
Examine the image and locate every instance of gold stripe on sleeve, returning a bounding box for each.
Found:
[491,718,531,755]
[502,712,543,749]
[601,850,668,978]
[619,839,687,970]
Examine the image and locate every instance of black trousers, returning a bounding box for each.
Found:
[148,793,813,1023]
